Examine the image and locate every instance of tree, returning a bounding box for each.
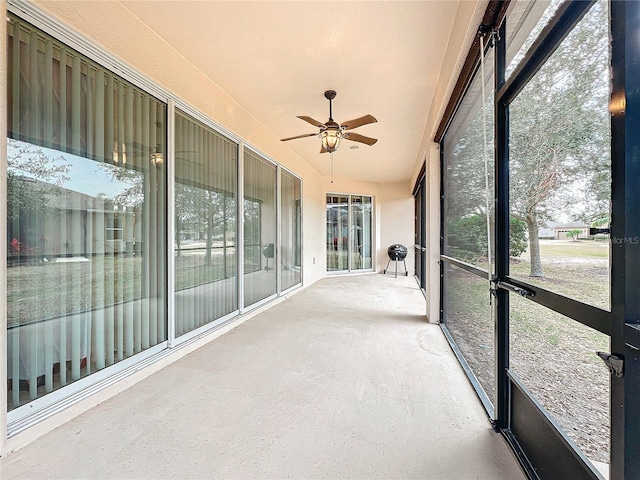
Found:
[445,3,610,278]
[509,1,610,276]
[448,213,527,263]
[510,217,528,257]
[566,229,582,241]
[7,139,70,258]
[174,181,236,266]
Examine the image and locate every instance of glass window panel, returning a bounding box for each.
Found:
[326,195,349,271]
[509,0,610,310]
[243,150,276,306]
[506,0,565,79]
[350,195,372,271]
[7,15,166,410]
[174,110,238,336]
[510,296,610,466]
[443,264,494,403]
[443,48,495,270]
[280,170,301,290]
[326,194,372,272]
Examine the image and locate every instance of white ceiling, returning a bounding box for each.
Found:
[119,0,468,184]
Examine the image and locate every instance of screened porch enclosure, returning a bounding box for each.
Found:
[430,0,640,479]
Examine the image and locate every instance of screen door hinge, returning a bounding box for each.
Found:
[597,351,624,377]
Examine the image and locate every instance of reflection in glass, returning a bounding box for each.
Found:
[510,296,610,465]
[326,195,349,271]
[443,48,495,270]
[280,171,302,290]
[443,264,494,403]
[174,111,238,336]
[350,196,372,270]
[326,195,373,272]
[243,150,276,307]
[506,0,564,79]
[6,14,166,410]
[509,0,610,310]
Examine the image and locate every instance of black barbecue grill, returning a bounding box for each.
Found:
[384,244,408,277]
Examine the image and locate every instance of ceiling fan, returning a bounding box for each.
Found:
[281,90,378,153]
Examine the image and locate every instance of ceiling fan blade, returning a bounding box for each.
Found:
[343,132,378,146]
[340,114,377,131]
[281,133,317,142]
[297,116,326,128]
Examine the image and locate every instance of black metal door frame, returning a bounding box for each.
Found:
[609,2,640,478]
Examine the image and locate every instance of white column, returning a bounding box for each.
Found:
[237,144,245,313]
[166,99,176,346]
[427,143,441,324]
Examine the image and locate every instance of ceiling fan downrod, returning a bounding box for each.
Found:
[324,90,337,122]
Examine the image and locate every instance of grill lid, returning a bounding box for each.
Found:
[387,244,408,260]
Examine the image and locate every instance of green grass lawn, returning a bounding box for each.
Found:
[7,253,237,327]
[510,240,610,310]
[444,239,611,463]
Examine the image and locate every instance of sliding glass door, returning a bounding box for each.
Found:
[280,169,302,291]
[7,14,167,409]
[243,149,277,307]
[174,110,238,336]
[326,194,372,273]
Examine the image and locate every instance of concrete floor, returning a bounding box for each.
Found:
[1,274,525,479]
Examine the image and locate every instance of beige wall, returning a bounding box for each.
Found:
[377,183,415,275]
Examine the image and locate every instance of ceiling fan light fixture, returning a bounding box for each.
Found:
[321,128,342,153]
[280,90,377,154]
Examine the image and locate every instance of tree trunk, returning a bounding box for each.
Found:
[526,216,544,277]
[205,206,213,267]
[175,219,182,257]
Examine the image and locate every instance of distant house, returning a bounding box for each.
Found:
[552,221,590,240]
[538,222,556,238]
[538,221,590,239]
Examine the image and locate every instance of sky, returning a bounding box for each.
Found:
[7,139,133,199]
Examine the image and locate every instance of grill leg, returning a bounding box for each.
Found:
[395,258,398,278]
[403,259,408,276]
[384,258,391,274]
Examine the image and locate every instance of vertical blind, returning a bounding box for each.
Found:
[174,110,238,336]
[6,14,167,409]
[243,149,277,307]
[280,171,302,290]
